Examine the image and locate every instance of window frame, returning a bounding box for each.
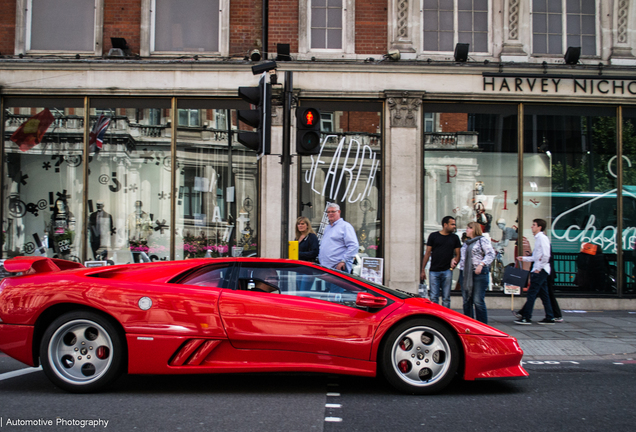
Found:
[140,0,229,57]
[419,0,493,56]
[298,0,356,60]
[15,0,104,56]
[530,0,600,58]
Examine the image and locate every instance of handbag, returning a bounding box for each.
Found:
[502,264,529,287]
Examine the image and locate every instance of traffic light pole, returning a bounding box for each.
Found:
[280,71,293,258]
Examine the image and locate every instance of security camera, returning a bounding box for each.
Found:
[251,61,277,75]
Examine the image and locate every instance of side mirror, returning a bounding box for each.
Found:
[356,292,387,308]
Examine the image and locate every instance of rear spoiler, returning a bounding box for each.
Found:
[3,256,85,275]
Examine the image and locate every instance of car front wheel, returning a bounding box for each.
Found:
[380,318,459,394]
[40,311,126,393]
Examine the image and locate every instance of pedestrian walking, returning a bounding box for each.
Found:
[457,222,495,324]
[421,216,461,308]
[514,218,555,325]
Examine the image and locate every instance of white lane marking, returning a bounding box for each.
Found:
[614,362,624,365]
[0,366,42,381]
[325,417,343,422]
[326,392,340,397]
[326,404,342,408]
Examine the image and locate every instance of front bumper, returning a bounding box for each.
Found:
[460,333,528,380]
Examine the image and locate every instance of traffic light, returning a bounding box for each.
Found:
[296,107,321,155]
[237,75,271,155]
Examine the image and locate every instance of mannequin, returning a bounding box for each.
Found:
[89,200,113,260]
[49,198,76,260]
[126,200,153,263]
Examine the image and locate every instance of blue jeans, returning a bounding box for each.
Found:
[460,269,489,324]
[429,270,452,308]
[520,270,554,321]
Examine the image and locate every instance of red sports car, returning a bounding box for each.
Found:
[0,256,527,394]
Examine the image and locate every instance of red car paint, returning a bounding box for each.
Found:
[0,257,527,386]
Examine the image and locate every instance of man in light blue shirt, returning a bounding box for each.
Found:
[318,203,359,273]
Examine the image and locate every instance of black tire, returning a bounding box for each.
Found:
[380,318,459,395]
[39,310,126,393]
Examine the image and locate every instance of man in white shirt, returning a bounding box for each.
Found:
[514,218,555,325]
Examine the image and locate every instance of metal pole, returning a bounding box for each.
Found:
[617,106,624,297]
[82,96,90,264]
[281,71,293,258]
[170,97,177,260]
[0,95,5,257]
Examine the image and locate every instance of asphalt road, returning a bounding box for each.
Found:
[2,354,636,432]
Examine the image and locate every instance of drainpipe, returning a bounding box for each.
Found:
[262,0,269,59]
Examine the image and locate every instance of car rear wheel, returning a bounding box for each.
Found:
[40,311,125,393]
[380,318,459,394]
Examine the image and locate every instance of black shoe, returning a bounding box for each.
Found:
[514,318,531,325]
[538,318,556,325]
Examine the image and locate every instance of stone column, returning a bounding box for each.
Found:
[610,0,635,65]
[384,91,424,293]
[388,0,419,59]
[259,105,283,258]
[500,0,528,62]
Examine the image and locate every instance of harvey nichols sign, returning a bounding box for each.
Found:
[483,74,636,96]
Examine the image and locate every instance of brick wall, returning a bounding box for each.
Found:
[440,113,468,133]
[268,0,298,56]
[339,112,381,135]
[103,0,141,54]
[0,0,15,55]
[231,0,264,58]
[356,0,388,54]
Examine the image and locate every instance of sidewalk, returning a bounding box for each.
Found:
[485,309,636,360]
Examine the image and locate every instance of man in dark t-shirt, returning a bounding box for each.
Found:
[421,216,461,308]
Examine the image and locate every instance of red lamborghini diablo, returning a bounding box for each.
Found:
[0,256,527,393]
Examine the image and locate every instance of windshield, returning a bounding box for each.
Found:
[329,268,412,299]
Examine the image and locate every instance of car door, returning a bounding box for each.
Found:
[218,262,401,361]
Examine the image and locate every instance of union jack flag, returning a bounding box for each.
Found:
[89,115,111,154]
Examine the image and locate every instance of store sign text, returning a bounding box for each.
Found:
[483,77,636,95]
[304,136,380,204]
[552,189,636,252]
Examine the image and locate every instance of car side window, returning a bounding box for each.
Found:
[176,264,233,288]
[238,263,367,307]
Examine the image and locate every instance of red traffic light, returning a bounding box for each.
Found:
[299,108,320,128]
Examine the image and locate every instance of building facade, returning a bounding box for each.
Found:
[0,0,634,302]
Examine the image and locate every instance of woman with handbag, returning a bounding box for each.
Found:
[457,222,496,324]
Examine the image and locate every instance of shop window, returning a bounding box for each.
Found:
[299,102,382,275]
[621,108,636,295]
[298,0,355,58]
[532,0,597,56]
[422,0,489,53]
[2,97,86,262]
[523,105,617,295]
[16,0,104,54]
[87,98,172,264]
[175,102,259,260]
[422,103,518,292]
[143,0,229,56]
